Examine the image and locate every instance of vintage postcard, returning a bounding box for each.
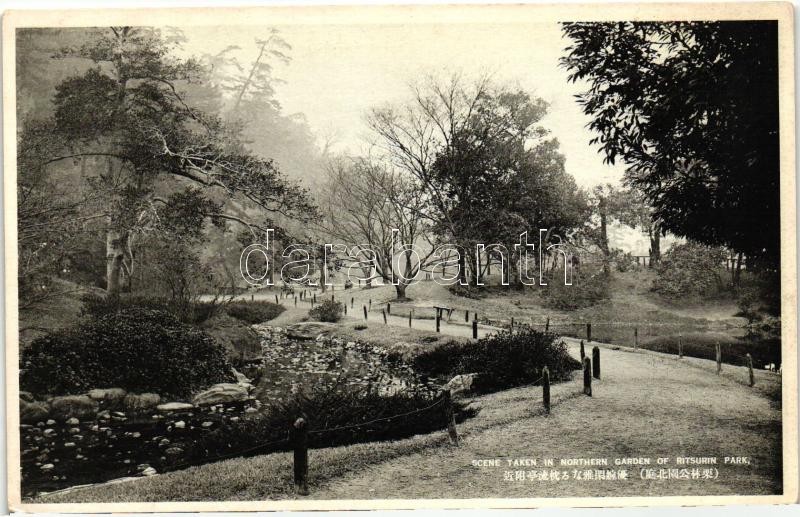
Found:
[3,2,797,512]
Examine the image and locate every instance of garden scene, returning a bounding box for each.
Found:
[15,20,783,502]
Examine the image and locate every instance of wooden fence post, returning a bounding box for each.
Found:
[363,305,368,320]
[331,294,335,302]
[312,293,316,304]
[344,304,347,315]
[387,302,391,315]
[592,346,600,379]
[275,294,279,304]
[586,323,592,342]
[294,296,297,307]
[465,310,469,323]
[351,297,354,308]
[580,340,585,361]
[251,294,254,302]
[545,317,550,333]
[746,353,755,387]
[542,366,551,414]
[716,342,722,374]
[443,390,459,446]
[369,299,372,311]
[291,417,309,496]
[510,317,514,331]
[634,327,639,350]
[409,309,413,328]
[472,320,478,339]
[583,357,592,396]
[436,312,441,333]
[382,309,387,324]
[678,333,683,358]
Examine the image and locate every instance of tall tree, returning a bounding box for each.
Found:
[34,27,314,296]
[561,21,779,269]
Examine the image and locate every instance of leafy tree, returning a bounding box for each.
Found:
[26,27,315,296]
[368,73,584,287]
[652,241,727,299]
[317,157,436,300]
[561,21,779,270]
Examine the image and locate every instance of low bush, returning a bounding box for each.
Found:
[21,308,234,397]
[80,293,222,325]
[309,299,344,323]
[225,301,285,324]
[542,268,609,310]
[651,242,727,299]
[406,327,581,393]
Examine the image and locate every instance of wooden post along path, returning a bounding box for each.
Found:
[583,356,592,396]
[542,366,551,414]
[443,390,459,446]
[715,342,722,374]
[747,353,755,387]
[592,346,600,379]
[291,418,309,496]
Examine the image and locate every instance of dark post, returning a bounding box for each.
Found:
[542,366,551,414]
[435,313,441,333]
[351,297,354,309]
[592,346,600,379]
[580,340,585,361]
[545,317,550,333]
[634,327,639,349]
[583,357,592,396]
[363,305,368,320]
[369,299,372,311]
[465,310,469,322]
[331,294,335,302]
[312,293,316,304]
[382,309,387,324]
[387,302,391,315]
[443,390,459,446]
[275,294,279,304]
[294,296,297,307]
[716,342,722,374]
[291,417,309,496]
[510,317,514,331]
[251,294,254,302]
[344,304,347,315]
[472,320,478,339]
[747,353,755,387]
[409,309,414,328]
[586,323,592,342]
[678,333,683,358]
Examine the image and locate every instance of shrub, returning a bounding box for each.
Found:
[652,242,727,299]
[225,301,285,324]
[79,293,221,325]
[408,327,581,393]
[542,268,609,310]
[309,299,344,322]
[21,308,234,398]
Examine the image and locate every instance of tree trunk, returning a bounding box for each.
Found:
[457,250,467,285]
[394,282,408,301]
[106,228,126,296]
[648,226,661,267]
[733,252,743,287]
[599,199,611,277]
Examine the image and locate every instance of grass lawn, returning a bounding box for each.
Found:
[33,341,782,503]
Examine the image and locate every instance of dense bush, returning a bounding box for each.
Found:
[652,242,727,299]
[309,299,344,322]
[406,328,581,393]
[542,268,609,310]
[21,308,234,397]
[225,301,285,324]
[80,293,221,325]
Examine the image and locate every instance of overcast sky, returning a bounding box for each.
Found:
[181,21,627,189]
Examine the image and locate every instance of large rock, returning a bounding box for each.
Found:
[157,402,194,412]
[50,395,99,419]
[20,399,50,424]
[286,322,337,340]
[88,388,127,402]
[123,393,161,412]
[443,373,480,395]
[192,383,249,406]
[19,391,35,403]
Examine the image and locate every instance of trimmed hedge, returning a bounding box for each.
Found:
[21,308,234,398]
[80,293,220,325]
[225,301,285,324]
[405,327,581,393]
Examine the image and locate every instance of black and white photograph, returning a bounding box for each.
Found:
[3,3,797,511]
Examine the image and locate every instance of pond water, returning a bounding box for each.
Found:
[21,325,436,499]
